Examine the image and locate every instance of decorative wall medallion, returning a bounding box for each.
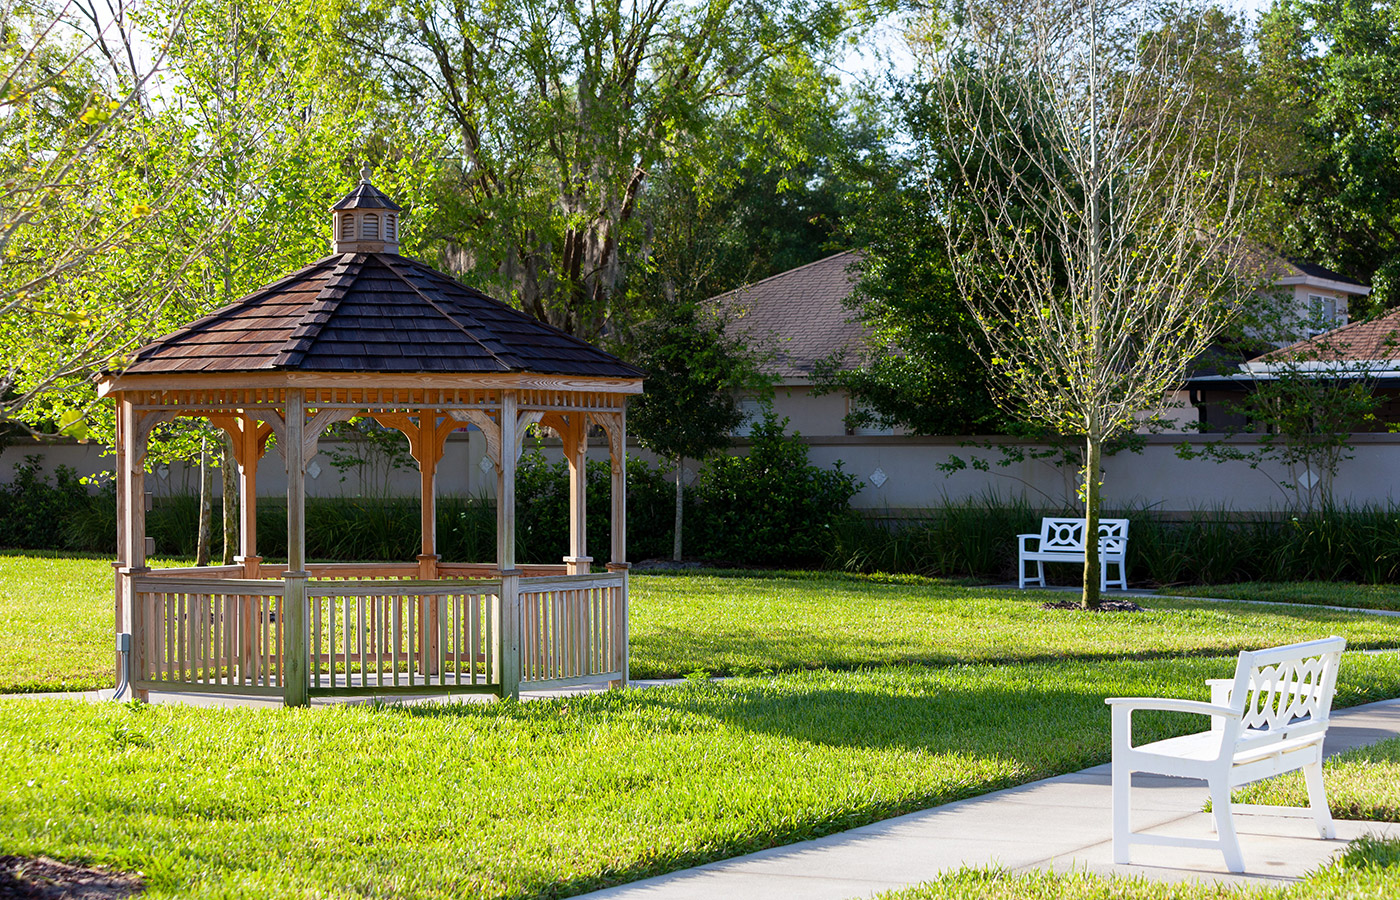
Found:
[1297,467,1318,490]
[479,455,495,474]
[869,467,887,488]
[306,460,322,480]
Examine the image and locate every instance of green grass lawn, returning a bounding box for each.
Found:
[4,553,1400,898]
[1167,581,1400,613]
[4,654,1400,900]
[631,571,1400,678]
[7,554,1400,691]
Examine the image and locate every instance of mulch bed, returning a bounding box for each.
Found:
[1041,599,1146,612]
[0,857,142,900]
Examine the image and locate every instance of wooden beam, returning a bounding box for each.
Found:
[283,389,309,708]
[564,414,590,575]
[497,391,520,700]
[100,370,644,396]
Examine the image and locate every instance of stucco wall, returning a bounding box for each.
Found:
[8,429,1400,514]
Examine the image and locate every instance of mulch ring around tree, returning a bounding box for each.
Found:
[0,856,142,900]
[1041,599,1146,613]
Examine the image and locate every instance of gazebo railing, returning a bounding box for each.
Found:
[306,579,500,695]
[519,572,626,689]
[132,574,286,696]
[125,568,626,699]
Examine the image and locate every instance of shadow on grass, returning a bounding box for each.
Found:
[342,652,1400,899]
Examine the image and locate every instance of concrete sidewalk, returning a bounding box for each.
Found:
[577,699,1400,900]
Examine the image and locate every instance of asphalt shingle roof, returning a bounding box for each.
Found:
[712,251,865,379]
[124,253,643,378]
[1260,307,1400,363]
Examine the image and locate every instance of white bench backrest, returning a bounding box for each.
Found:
[1228,637,1346,745]
[1039,517,1130,553]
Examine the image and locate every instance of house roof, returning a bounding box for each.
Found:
[122,251,644,378]
[1256,306,1400,365]
[1282,259,1368,288]
[711,251,865,379]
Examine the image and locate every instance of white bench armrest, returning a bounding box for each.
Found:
[1105,697,1240,720]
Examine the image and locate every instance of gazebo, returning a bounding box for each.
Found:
[97,173,645,706]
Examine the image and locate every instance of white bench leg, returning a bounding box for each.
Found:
[1210,780,1245,873]
[1019,557,1027,589]
[1304,759,1336,839]
[1112,760,1131,864]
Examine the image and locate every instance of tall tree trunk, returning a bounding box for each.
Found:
[1082,432,1102,610]
[673,456,684,562]
[196,437,213,566]
[221,434,237,565]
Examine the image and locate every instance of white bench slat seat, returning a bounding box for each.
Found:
[1018,517,1129,591]
[1106,636,1346,873]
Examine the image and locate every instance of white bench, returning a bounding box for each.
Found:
[1106,636,1347,872]
[1018,517,1129,591]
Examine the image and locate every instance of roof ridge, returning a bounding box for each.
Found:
[403,257,643,369]
[712,250,861,303]
[272,255,365,368]
[376,255,527,371]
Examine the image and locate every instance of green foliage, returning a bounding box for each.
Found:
[822,497,1400,586]
[1257,0,1400,312]
[512,451,675,563]
[626,303,769,465]
[382,0,860,339]
[0,456,92,550]
[686,413,860,565]
[814,103,1005,435]
[825,497,1045,577]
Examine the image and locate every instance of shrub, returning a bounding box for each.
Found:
[685,414,861,566]
[0,456,93,550]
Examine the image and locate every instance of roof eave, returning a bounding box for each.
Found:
[1273,274,1372,295]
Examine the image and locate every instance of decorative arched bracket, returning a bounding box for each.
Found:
[258,407,354,466]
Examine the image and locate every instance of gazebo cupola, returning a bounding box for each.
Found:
[332,164,402,254]
[98,173,644,708]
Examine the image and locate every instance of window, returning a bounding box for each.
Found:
[339,214,354,241]
[733,398,762,436]
[386,212,398,241]
[362,213,380,240]
[1307,293,1346,332]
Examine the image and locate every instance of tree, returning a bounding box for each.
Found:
[366,0,858,339]
[813,134,1006,436]
[626,302,769,561]
[0,0,209,425]
[925,0,1256,607]
[1255,0,1400,312]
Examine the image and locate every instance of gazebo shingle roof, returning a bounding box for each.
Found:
[124,252,644,378]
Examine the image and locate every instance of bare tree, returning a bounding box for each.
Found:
[924,0,1257,607]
